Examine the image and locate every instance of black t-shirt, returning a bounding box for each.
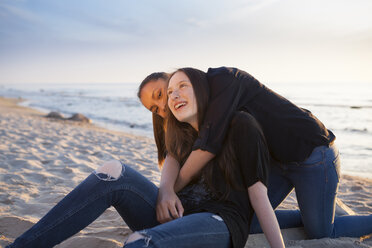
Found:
[178,112,269,248]
[193,67,335,163]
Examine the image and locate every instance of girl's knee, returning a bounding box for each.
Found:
[94,160,123,181]
[124,231,152,247]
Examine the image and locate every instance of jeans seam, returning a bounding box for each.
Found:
[322,148,332,238]
[332,151,341,181]
[323,149,327,183]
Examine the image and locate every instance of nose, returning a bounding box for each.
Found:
[169,90,179,100]
[160,100,166,113]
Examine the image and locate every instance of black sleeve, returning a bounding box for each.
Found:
[230,112,269,188]
[192,67,264,155]
[192,67,243,154]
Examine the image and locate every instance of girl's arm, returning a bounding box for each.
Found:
[174,149,215,192]
[157,155,184,223]
[248,181,285,248]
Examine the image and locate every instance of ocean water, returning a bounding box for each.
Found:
[0,83,153,137]
[0,82,371,178]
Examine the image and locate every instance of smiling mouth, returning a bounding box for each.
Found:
[174,102,187,110]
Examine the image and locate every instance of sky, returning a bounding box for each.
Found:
[0,0,371,84]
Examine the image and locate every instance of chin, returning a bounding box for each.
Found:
[173,114,187,123]
[175,116,186,123]
[173,111,196,125]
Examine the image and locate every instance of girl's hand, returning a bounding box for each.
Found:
[156,188,184,223]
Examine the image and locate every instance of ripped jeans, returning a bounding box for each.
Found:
[7,163,231,248]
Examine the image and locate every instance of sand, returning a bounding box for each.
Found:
[0,96,371,248]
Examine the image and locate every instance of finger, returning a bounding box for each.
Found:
[158,205,172,223]
[156,204,167,223]
[162,213,172,223]
[169,204,179,219]
[176,199,184,217]
[156,206,163,223]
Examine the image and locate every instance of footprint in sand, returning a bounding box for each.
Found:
[23,172,49,184]
[41,142,53,148]
[9,159,31,169]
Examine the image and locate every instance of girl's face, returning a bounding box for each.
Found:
[139,78,168,118]
[167,71,198,130]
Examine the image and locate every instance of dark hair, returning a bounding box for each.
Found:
[137,72,169,99]
[137,72,169,167]
[165,68,240,198]
[152,113,166,167]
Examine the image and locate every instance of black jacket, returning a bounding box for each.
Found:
[193,67,335,163]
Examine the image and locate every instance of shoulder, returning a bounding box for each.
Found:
[207,66,238,76]
[207,67,259,86]
[206,67,241,91]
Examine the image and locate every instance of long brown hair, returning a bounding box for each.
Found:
[165,68,209,164]
[165,68,240,198]
[138,72,169,167]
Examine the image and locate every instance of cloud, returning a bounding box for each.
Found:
[0,2,42,23]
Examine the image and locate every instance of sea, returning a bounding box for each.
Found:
[1,82,371,178]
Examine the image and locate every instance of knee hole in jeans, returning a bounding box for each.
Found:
[93,160,124,181]
[124,231,151,247]
[212,215,224,221]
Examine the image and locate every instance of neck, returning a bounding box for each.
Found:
[189,120,198,131]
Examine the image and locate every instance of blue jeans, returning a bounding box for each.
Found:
[250,144,372,238]
[7,164,231,248]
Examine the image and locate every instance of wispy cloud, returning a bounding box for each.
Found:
[0,2,42,23]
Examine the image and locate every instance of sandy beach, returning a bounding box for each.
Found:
[0,96,371,248]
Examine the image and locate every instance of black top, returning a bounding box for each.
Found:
[193,67,335,163]
[178,112,269,248]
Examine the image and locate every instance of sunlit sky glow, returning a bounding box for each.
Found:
[0,0,371,84]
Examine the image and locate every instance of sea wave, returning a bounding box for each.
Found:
[343,128,369,134]
[298,103,372,109]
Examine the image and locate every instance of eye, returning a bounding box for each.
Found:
[167,89,173,96]
[158,90,162,98]
[180,83,187,88]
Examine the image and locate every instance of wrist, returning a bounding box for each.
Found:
[174,176,186,193]
[159,184,175,192]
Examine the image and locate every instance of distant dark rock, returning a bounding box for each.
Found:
[67,113,91,123]
[45,111,64,119]
[45,112,91,123]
